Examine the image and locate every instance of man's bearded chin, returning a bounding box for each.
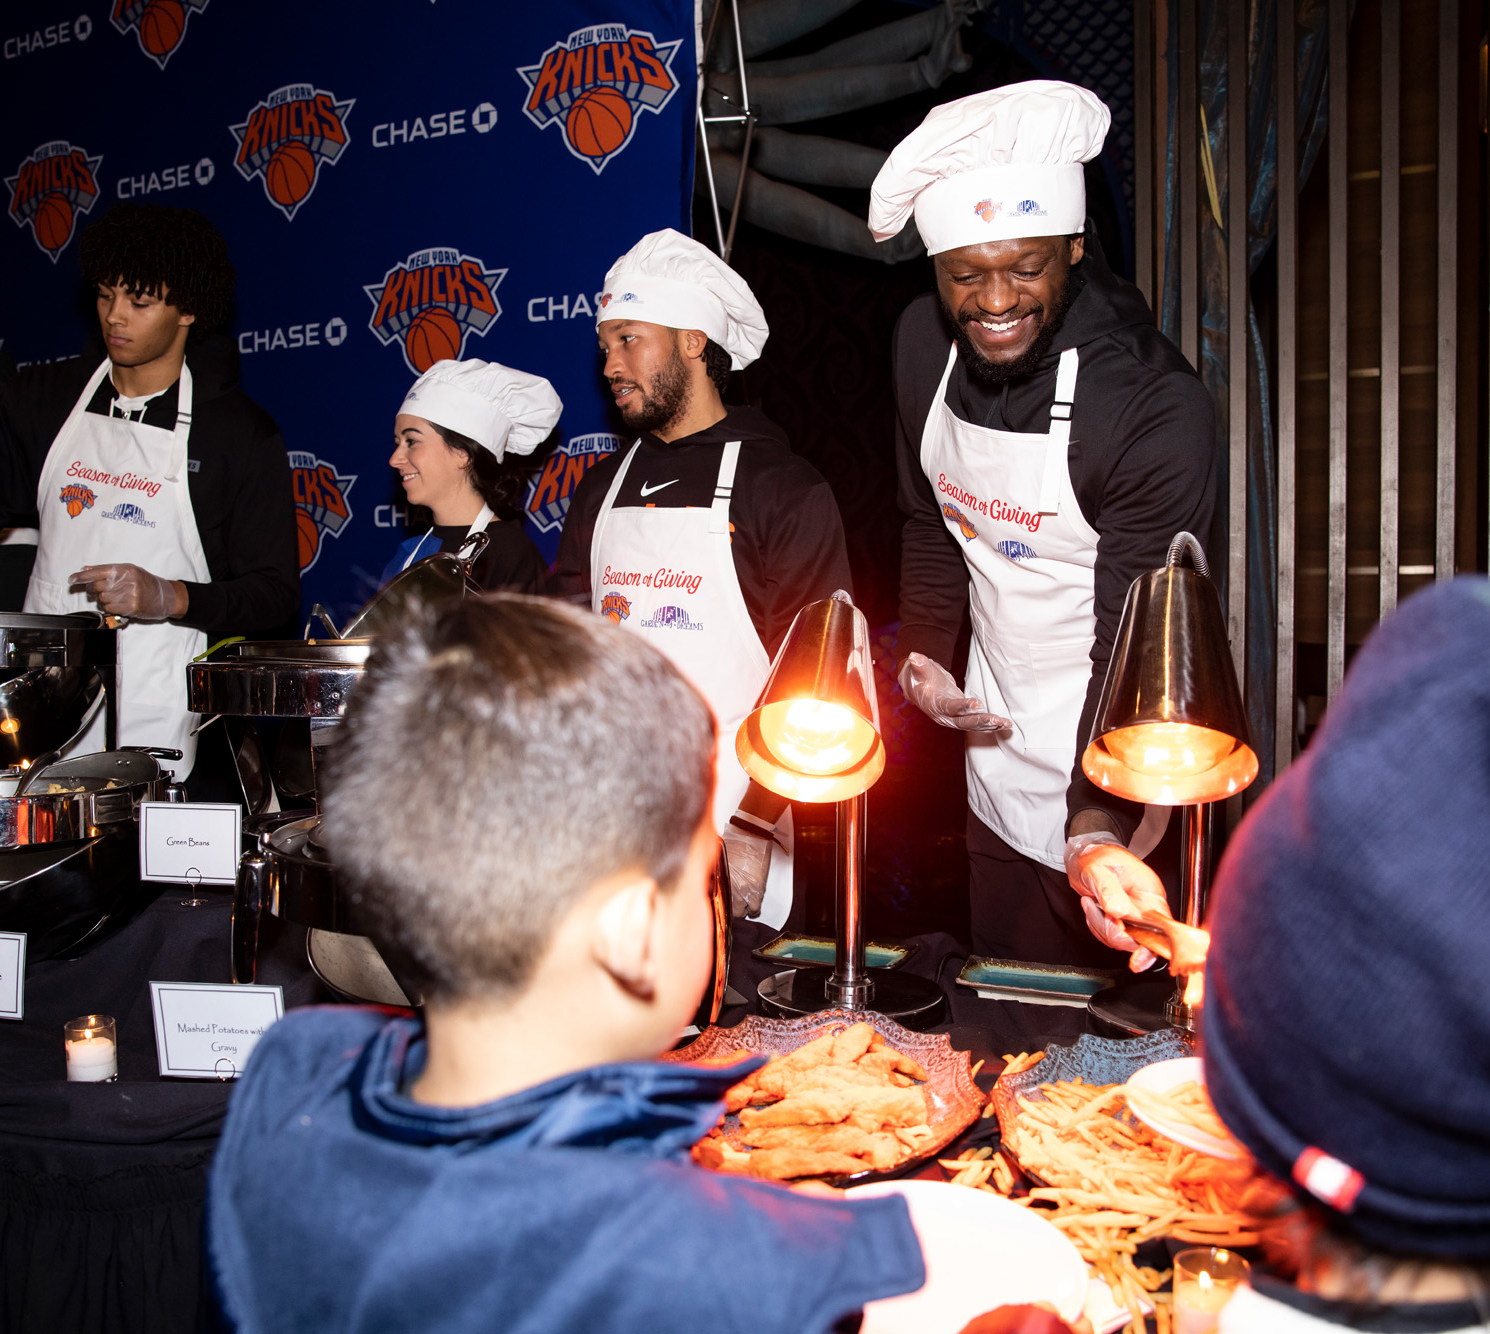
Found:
[944,275,1074,387]
[615,348,692,436]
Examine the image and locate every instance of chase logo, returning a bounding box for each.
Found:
[639,604,702,631]
[364,246,505,375]
[101,501,155,528]
[111,0,208,69]
[518,24,681,174]
[59,483,96,517]
[994,539,1037,562]
[230,84,354,221]
[600,592,630,624]
[289,450,356,573]
[524,432,619,535]
[6,141,102,262]
[941,502,978,543]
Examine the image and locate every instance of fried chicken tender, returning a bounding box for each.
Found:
[747,1148,869,1180]
[844,1085,930,1132]
[743,1124,905,1172]
[738,1088,860,1128]
[856,1048,929,1083]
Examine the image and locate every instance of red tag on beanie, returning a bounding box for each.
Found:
[1293,1146,1366,1212]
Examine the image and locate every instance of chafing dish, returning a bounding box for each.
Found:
[0,747,182,959]
[0,611,117,765]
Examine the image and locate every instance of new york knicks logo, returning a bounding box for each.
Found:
[518,24,682,173]
[60,484,96,518]
[289,451,356,573]
[600,593,631,624]
[942,502,978,543]
[364,247,505,375]
[230,84,354,221]
[111,0,209,69]
[525,432,620,534]
[6,142,102,262]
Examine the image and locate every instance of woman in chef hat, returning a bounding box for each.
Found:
[381,358,563,593]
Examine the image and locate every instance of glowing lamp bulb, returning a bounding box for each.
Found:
[0,719,17,735]
[1103,721,1236,778]
[768,699,860,774]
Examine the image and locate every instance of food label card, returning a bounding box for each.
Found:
[149,981,283,1079]
[0,932,24,1020]
[139,802,242,885]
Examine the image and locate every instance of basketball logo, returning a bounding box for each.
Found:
[110,0,208,69]
[525,433,621,535]
[59,484,97,519]
[364,247,506,376]
[600,593,631,624]
[941,502,979,543]
[972,198,1003,223]
[519,24,682,174]
[230,84,354,221]
[6,141,103,262]
[289,451,356,573]
[403,308,463,374]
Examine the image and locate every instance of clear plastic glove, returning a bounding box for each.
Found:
[897,652,1011,733]
[721,824,772,918]
[1063,832,1169,972]
[69,564,182,620]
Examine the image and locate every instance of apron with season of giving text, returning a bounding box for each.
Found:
[591,440,794,928]
[24,358,208,779]
[921,344,1098,869]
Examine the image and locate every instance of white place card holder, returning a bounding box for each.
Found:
[0,932,25,1020]
[149,981,284,1079]
[139,802,242,885]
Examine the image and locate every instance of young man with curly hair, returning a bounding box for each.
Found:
[0,201,299,779]
[554,229,853,929]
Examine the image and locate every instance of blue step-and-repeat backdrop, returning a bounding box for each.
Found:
[1,0,698,621]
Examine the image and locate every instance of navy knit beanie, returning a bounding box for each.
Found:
[1204,577,1490,1258]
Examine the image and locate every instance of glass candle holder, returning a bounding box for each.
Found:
[1173,1247,1250,1334]
[64,1014,118,1083]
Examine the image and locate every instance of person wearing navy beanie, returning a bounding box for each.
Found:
[1202,577,1490,1331]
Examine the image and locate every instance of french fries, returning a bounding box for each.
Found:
[942,1059,1276,1334]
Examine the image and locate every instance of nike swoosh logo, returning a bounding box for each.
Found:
[638,480,678,497]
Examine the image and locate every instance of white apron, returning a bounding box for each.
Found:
[398,504,494,572]
[591,440,794,928]
[921,344,1100,869]
[24,359,208,779]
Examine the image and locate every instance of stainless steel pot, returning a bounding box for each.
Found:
[0,747,177,848]
[0,612,117,767]
[187,639,370,719]
[339,529,489,640]
[0,748,181,959]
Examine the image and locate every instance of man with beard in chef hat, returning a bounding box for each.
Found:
[872,82,1215,968]
[554,229,853,930]
[0,202,297,783]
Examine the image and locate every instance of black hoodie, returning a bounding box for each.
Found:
[0,333,300,641]
[894,229,1216,840]
[553,405,852,657]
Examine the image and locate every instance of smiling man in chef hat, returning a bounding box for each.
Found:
[874,82,1216,969]
[555,228,854,929]
[381,358,561,595]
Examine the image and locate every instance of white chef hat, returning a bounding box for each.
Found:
[398,359,562,463]
[596,228,768,371]
[869,80,1110,256]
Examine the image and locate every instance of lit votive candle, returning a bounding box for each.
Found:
[64,1014,118,1083]
[1173,1247,1250,1334]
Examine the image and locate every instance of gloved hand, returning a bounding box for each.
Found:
[898,652,1011,732]
[70,564,183,620]
[1064,832,1170,973]
[721,822,772,918]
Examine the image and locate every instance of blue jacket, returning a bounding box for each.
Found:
[206,1008,924,1333]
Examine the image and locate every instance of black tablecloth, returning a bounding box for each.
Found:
[0,905,1100,1334]
[0,889,333,1334]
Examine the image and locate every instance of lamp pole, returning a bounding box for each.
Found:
[827,793,872,1009]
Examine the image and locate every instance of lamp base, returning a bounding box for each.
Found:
[1087,976,1187,1036]
[757,967,944,1029]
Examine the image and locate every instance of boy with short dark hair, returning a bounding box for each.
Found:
[205,595,924,1333]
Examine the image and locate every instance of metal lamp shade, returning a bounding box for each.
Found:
[736,591,885,802]
[1082,563,1258,805]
